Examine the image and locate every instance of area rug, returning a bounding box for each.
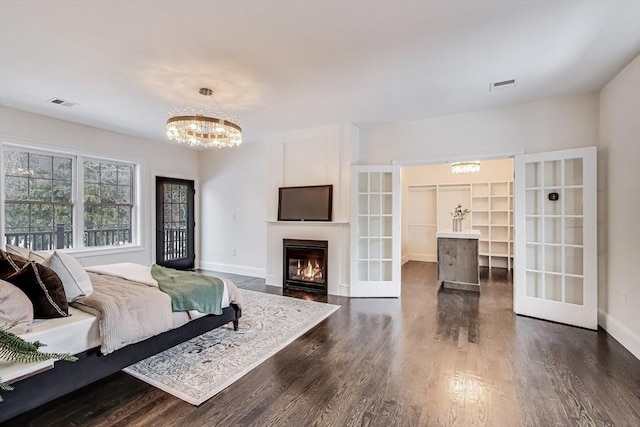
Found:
[123,289,340,405]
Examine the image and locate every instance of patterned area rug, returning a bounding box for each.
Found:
[123,289,340,405]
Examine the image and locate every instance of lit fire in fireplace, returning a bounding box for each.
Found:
[296,258,323,281]
[284,239,327,293]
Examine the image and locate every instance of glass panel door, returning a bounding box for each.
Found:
[156,177,195,270]
[514,147,596,329]
[350,166,400,297]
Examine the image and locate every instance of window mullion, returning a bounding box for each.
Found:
[3,146,136,251]
[74,155,85,249]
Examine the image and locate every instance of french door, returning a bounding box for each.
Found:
[155,177,195,270]
[350,165,401,297]
[514,147,597,329]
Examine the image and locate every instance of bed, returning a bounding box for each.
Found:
[0,258,242,423]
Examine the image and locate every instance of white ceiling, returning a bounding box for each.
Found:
[1,1,639,145]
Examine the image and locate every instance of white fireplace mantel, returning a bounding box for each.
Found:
[264,124,358,298]
[266,222,350,297]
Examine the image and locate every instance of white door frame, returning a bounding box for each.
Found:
[514,147,597,329]
[350,165,401,297]
[391,146,598,330]
[392,148,523,283]
[391,148,524,167]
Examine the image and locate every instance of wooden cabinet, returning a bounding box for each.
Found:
[437,230,481,292]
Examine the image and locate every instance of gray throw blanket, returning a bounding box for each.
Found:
[73,273,173,355]
[151,265,225,315]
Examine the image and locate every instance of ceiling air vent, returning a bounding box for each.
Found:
[48,97,78,107]
[489,79,516,92]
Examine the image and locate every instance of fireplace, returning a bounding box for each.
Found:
[283,239,328,294]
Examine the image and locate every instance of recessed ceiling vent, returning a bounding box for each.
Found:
[489,79,516,92]
[47,97,77,107]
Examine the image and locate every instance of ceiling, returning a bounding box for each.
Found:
[1,1,639,146]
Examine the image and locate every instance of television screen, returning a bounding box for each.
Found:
[278,185,333,221]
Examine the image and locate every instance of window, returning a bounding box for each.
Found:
[2,146,137,251]
[83,159,133,247]
[3,150,73,249]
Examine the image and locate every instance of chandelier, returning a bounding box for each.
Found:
[451,161,480,174]
[166,88,242,149]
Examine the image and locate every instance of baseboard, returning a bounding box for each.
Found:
[402,254,410,265]
[598,308,640,360]
[199,261,266,279]
[338,284,350,297]
[408,253,437,263]
[264,274,281,288]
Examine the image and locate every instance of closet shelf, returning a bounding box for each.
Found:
[471,181,514,270]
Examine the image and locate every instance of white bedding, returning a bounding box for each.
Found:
[23,269,232,353]
[27,307,101,355]
[1,265,237,382]
[85,262,159,287]
[84,263,231,309]
[0,307,100,382]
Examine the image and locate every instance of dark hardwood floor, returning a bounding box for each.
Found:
[4,262,639,426]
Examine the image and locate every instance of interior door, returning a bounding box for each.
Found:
[156,177,195,270]
[350,165,401,297]
[514,147,597,329]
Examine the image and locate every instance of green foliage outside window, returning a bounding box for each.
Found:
[83,160,133,247]
[3,148,135,250]
[3,150,73,249]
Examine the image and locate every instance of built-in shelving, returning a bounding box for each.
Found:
[471,181,514,270]
[405,185,438,262]
[404,180,513,270]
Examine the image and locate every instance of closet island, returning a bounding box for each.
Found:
[436,229,481,292]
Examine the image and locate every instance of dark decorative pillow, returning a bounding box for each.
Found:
[0,250,28,279]
[5,261,69,319]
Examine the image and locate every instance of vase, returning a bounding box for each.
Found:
[452,218,462,232]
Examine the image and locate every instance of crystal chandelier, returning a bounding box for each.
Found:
[451,161,480,174]
[166,88,242,149]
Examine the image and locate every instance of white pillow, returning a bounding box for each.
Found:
[5,244,49,263]
[28,250,50,263]
[42,251,93,302]
[5,244,30,259]
[0,279,34,334]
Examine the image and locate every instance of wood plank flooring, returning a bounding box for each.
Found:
[4,261,639,426]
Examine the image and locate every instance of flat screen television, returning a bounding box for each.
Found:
[278,185,333,221]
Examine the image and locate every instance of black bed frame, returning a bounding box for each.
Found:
[0,303,241,423]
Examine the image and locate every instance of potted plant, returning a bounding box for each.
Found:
[0,327,77,401]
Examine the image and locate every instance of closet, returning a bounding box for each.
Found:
[402,159,514,270]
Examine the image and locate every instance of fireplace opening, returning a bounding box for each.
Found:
[283,239,328,294]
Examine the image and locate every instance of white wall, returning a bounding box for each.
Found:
[598,54,640,359]
[359,94,599,164]
[403,159,514,186]
[197,123,358,296]
[265,124,357,296]
[0,106,199,266]
[201,95,600,285]
[362,95,598,268]
[198,140,268,277]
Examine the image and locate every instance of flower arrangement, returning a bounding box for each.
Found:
[450,204,471,220]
